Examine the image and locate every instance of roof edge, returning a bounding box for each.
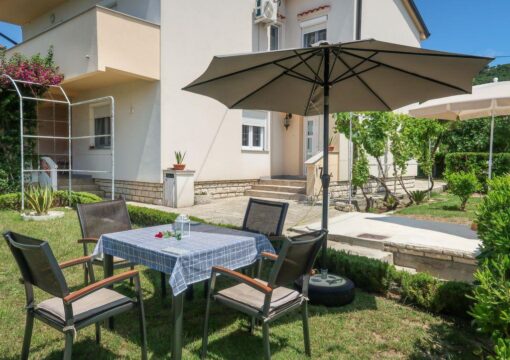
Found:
[402,0,430,40]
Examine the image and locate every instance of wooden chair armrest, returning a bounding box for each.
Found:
[261,252,278,261]
[78,237,99,244]
[63,270,139,304]
[212,266,273,294]
[59,255,93,269]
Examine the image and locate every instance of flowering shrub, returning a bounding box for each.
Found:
[0,47,64,191]
[0,47,64,89]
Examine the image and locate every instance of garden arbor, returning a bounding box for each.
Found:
[1,75,116,209]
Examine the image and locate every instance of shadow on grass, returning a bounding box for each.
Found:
[408,320,488,360]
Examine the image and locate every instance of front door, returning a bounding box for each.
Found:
[303,116,322,174]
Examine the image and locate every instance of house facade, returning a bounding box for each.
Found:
[1,0,428,204]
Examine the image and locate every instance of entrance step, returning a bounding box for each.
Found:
[57,175,105,197]
[327,241,394,264]
[245,189,307,201]
[251,184,305,194]
[259,179,306,187]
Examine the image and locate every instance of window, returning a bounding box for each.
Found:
[303,28,327,48]
[94,117,111,149]
[270,25,280,51]
[242,110,267,151]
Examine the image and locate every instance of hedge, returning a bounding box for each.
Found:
[445,152,510,187]
[0,190,103,210]
[319,248,473,319]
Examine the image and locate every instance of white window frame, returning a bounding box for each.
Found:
[242,110,268,151]
[269,24,281,51]
[89,102,112,150]
[301,16,327,48]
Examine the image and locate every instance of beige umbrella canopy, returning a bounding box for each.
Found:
[183,39,491,266]
[408,79,510,178]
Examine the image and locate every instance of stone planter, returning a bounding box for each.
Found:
[195,194,211,205]
[21,210,65,222]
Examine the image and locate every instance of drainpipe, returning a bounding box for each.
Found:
[355,0,362,40]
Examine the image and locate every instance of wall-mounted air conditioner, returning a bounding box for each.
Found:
[254,0,278,24]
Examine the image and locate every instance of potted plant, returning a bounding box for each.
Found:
[173,151,186,170]
[21,185,64,221]
[328,135,336,152]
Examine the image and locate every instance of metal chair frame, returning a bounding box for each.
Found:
[202,230,327,360]
[3,231,148,360]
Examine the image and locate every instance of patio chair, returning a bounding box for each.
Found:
[242,198,289,248]
[202,229,327,360]
[77,200,168,297]
[3,231,148,360]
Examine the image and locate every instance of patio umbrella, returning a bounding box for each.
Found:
[183,39,491,266]
[407,79,510,179]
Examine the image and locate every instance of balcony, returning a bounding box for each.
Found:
[0,0,68,25]
[6,6,160,92]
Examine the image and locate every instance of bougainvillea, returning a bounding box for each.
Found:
[0,47,64,193]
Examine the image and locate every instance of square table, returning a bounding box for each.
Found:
[93,222,275,359]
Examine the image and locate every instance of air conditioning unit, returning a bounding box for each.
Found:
[255,0,278,24]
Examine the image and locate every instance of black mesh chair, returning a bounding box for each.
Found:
[77,200,167,296]
[3,231,147,360]
[202,230,327,360]
[242,198,289,245]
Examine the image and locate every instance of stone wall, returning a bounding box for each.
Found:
[329,176,415,199]
[95,179,163,205]
[195,179,258,199]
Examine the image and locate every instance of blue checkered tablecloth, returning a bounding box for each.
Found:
[92,223,275,295]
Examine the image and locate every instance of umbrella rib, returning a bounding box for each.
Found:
[330,51,378,84]
[304,55,325,116]
[295,50,324,83]
[341,46,492,60]
[328,48,341,80]
[183,48,319,89]
[229,51,320,109]
[273,63,318,83]
[342,49,470,93]
[332,64,381,85]
[337,55,391,111]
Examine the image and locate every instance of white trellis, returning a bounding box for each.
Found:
[1,75,115,209]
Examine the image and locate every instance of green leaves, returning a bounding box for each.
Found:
[174,151,186,164]
[24,185,54,215]
[445,171,481,211]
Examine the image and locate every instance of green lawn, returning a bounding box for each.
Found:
[395,192,482,224]
[0,209,485,359]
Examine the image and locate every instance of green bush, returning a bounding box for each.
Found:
[476,176,510,260]
[320,248,473,318]
[445,171,480,210]
[0,169,11,194]
[445,152,510,189]
[409,190,428,205]
[0,190,102,210]
[25,186,54,215]
[127,205,204,227]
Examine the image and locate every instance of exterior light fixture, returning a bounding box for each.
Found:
[283,113,292,130]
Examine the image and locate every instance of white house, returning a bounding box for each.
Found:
[1,0,428,204]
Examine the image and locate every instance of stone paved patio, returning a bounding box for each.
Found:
[129,196,344,232]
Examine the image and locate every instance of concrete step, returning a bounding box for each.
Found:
[245,189,307,201]
[328,241,394,264]
[58,184,100,192]
[58,177,96,185]
[259,179,307,187]
[251,184,305,194]
[395,265,417,274]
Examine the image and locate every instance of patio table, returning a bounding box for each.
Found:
[92,222,274,360]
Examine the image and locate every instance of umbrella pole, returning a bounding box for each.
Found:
[488,111,495,180]
[321,47,331,274]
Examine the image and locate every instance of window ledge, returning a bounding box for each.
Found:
[242,149,269,154]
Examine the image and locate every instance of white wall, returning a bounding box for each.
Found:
[161,0,274,182]
[361,0,421,46]
[71,80,161,182]
[23,0,160,39]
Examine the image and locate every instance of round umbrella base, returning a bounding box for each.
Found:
[295,274,355,307]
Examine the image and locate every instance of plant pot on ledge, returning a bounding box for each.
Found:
[328,145,335,152]
[173,164,186,171]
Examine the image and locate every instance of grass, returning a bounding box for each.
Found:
[0,208,486,359]
[395,192,482,224]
